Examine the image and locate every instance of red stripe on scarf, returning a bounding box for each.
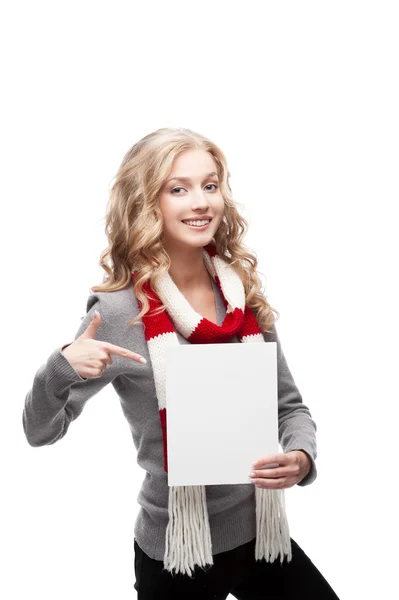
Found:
[239,305,263,338]
[131,273,176,340]
[159,408,168,472]
[188,307,245,344]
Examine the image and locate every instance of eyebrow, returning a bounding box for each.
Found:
[165,171,219,185]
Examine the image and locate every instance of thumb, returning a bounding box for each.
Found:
[80,309,101,339]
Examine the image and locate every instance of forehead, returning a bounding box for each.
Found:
[167,149,217,178]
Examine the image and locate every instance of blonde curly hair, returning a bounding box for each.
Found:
[91,127,279,334]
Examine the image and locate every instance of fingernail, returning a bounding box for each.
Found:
[139,357,147,364]
[249,472,256,478]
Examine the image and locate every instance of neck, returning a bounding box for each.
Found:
[166,245,213,293]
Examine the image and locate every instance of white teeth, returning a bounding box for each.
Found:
[183,219,210,227]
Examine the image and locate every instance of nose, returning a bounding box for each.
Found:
[191,189,210,210]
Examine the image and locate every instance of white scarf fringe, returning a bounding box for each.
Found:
[255,486,292,563]
[163,484,292,577]
[163,485,213,577]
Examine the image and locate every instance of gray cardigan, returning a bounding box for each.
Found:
[22,278,318,561]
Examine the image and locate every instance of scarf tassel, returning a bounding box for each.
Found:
[163,485,213,577]
[255,486,292,564]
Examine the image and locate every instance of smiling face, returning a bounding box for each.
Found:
[159,149,225,253]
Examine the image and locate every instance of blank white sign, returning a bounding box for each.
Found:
[165,342,278,486]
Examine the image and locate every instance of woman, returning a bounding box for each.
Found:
[23,127,339,599]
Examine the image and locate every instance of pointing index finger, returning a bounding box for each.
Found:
[102,342,147,363]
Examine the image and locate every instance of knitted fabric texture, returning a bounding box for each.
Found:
[131,243,292,576]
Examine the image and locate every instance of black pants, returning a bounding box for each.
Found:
[133,537,340,599]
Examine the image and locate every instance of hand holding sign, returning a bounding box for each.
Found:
[249,450,311,489]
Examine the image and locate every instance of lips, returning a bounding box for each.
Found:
[182,219,212,230]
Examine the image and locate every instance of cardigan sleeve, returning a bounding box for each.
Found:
[265,324,318,487]
[22,293,118,447]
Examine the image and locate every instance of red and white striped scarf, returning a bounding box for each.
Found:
[132,243,292,576]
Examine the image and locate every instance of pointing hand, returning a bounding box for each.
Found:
[61,310,147,379]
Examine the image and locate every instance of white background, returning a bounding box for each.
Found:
[2,1,398,598]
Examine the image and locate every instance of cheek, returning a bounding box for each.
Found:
[159,203,183,230]
[159,196,174,220]
[215,196,225,214]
